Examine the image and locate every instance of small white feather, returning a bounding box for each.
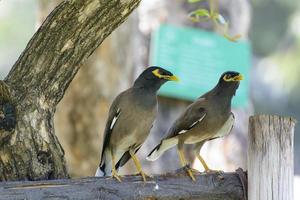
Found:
[178,113,206,135]
[110,117,118,130]
[178,130,187,134]
[110,108,120,130]
[188,113,207,129]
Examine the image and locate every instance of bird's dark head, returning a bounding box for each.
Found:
[216,71,243,96]
[220,71,243,83]
[133,66,179,91]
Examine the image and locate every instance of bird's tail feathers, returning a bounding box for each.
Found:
[95,166,105,177]
[95,157,109,177]
[146,137,178,161]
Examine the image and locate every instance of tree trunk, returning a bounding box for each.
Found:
[0,0,141,181]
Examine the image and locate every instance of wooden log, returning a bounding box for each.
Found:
[0,171,246,200]
[248,115,296,200]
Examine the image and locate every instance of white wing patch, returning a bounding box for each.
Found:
[188,113,206,129]
[178,130,187,134]
[178,113,207,135]
[110,108,121,130]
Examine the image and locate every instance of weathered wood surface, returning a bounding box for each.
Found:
[0,0,141,181]
[0,171,246,200]
[248,115,296,200]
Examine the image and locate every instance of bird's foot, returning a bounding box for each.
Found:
[205,169,224,174]
[140,171,148,182]
[190,168,201,174]
[184,165,196,181]
[187,168,196,182]
[133,171,152,182]
[111,170,122,182]
[204,169,224,179]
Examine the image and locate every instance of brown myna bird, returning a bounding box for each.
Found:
[147,71,243,181]
[95,66,178,182]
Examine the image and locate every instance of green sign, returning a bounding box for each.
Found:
[150,24,251,108]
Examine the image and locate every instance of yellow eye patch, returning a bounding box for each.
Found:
[152,69,163,78]
[152,69,179,82]
[223,74,232,81]
[223,74,243,82]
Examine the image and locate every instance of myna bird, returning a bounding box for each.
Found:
[95,66,179,182]
[147,71,243,181]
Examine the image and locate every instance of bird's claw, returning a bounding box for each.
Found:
[184,165,196,181]
[204,169,224,179]
[141,171,148,182]
[205,169,224,174]
[111,170,122,182]
[190,168,201,174]
[133,171,152,182]
[187,168,196,181]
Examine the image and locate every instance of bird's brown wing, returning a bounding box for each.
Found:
[165,98,207,139]
[99,92,124,167]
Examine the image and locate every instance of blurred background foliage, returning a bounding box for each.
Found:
[249,0,300,172]
[0,0,300,194]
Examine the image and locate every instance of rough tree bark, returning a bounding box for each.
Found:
[0,0,141,181]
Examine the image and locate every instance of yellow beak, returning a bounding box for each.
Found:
[234,74,243,81]
[165,75,180,82]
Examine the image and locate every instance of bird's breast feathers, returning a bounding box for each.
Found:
[108,103,156,149]
[214,113,235,138]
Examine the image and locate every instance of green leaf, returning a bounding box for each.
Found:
[190,9,210,17]
[188,9,210,22]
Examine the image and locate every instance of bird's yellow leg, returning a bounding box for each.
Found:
[195,153,223,174]
[111,150,122,182]
[195,154,210,172]
[129,150,147,182]
[177,147,196,181]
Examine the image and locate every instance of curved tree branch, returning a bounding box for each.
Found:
[0,0,141,181]
[6,0,140,106]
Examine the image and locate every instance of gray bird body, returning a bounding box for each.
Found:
[95,66,178,178]
[98,88,157,175]
[147,72,240,162]
[171,95,234,145]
